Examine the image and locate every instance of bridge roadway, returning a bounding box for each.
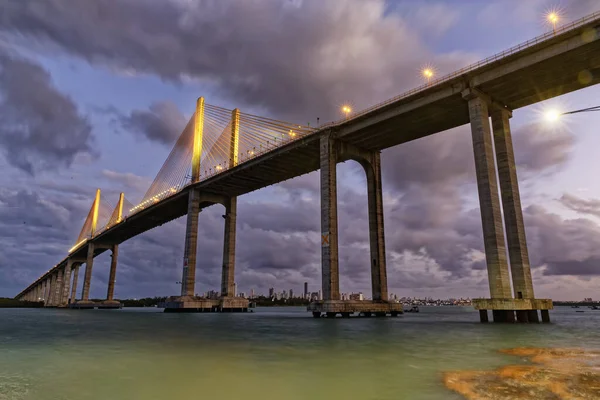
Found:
[17,13,600,309]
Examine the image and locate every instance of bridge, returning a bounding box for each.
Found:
[15,12,600,321]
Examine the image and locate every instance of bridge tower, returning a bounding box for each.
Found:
[80,188,101,303]
[165,98,248,312]
[180,97,205,299]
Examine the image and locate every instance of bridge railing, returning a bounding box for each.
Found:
[320,10,600,128]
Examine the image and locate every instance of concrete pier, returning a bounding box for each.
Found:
[181,188,200,298]
[80,243,95,302]
[319,133,340,301]
[221,197,237,298]
[70,264,79,304]
[463,89,513,300]
[101,245,123,309]
[463,89,552,323]
[59,260,73,307]
[310,136,397,317]
[491,108,535,300]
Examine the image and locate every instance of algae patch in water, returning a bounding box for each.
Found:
[444,347,600,399]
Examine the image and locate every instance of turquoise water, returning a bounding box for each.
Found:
[1,306,599,400]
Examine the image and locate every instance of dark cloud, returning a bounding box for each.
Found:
[0,0,475,122]
[524,205,600,276]
[117,101,187,145]
[0,51,94,175]
[558,193,600,218]
[513,124,575,175]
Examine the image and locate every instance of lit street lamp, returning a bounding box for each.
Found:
[341,105,352,118]
[546,9,561,32]
[422,67,434,83]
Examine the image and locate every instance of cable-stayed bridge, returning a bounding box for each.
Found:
[15,12,600,321]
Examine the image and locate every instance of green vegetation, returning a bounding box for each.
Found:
[116,297,167,307]
[0,298,44,308]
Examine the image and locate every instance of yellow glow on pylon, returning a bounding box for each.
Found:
[231,108,240,167]
[191,97,205,183]
[90,189,100,236]
[116,192,124,223]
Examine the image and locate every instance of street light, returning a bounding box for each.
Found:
[545,9,561,32]
[341,105,352,118]
[422,67,434,83]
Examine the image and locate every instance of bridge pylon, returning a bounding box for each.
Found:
[164,99,247,313]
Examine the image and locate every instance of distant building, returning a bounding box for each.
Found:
[349,292,364,301]
[233,282,237,297]
[250,289,254,299]
[289,289,294,299]
[318,289,322,301]
[304,282,308,299]
[269,287,275,298]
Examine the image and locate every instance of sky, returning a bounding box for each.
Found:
[1,0,599,301]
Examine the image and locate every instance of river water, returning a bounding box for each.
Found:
[1,306,599,400]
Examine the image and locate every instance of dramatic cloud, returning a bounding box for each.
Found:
[118,101,187,145]
[525,205,600,276]
[0,0,476,122]
[382,121,575,192]
[559,193,600,218]
[0,51,95,175]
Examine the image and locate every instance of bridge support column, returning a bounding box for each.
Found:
[366,151,388,302]
[107,245,119,300]
[53,269,63,307]
[464,88,552,322]
[464,90,512,323]
[47,273,56,306]
[491,109,535,299]
[99,245,123,309]
[43,279,49,305]
[59,260,73,307]
[307,136,402,318]
[464,91,512,302]
[181,188,200,298]
[221,197,237,297]
[80,243,95,302]
[320,133,340,302]
[70,264,80,304]
[218,196,248,312]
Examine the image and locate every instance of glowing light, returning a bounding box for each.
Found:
[289,129,296,137]
[545,109,561,122]
[421,64,436,84]
[69,238,87,253]
[341,105,352,118]
[544,7,563,31]
[216,165,223,171]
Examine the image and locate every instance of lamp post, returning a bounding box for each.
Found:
[422,67,434,84]
[341,105,352,119]
[547,11,559,33]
